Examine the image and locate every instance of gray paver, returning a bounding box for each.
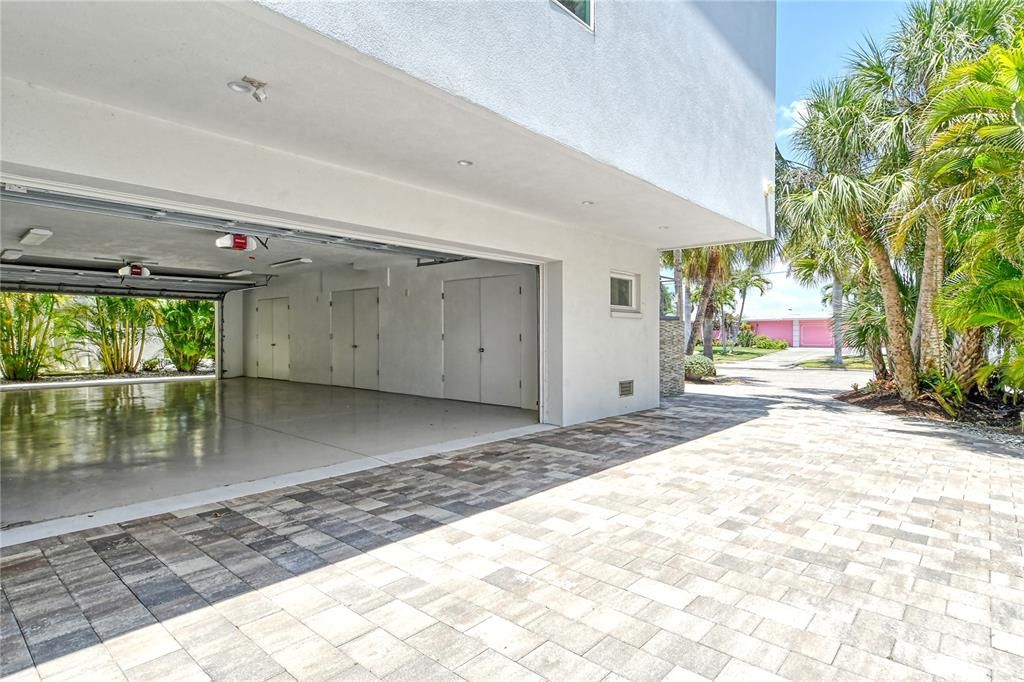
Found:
[2,365,1020,682]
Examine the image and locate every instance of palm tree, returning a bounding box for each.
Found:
[730,267,771,333]
[849,0,1022,373]
[923,41,1024,393]
[783,208,864,367]
[683,246,731,356]
[783,77,919,400]
[841,280,891,380]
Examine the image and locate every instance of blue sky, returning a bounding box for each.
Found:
[745,0,907,318]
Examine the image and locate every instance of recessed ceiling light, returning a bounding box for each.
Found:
[270,257,312,268]
[224,269,253,278]
[1,248,23,260]
[19,227,52,246]
[457,160,474,167]
[581,200,595,206]
[227,80,253,94]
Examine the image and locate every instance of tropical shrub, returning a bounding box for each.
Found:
[736,323,755,347]
[684,354,716,380]
[920,371,966,417]
[0,293,67,380]
[142,357,161,372]
[158,300,215,372]
[753,335,788,350]
[64,296,158,374]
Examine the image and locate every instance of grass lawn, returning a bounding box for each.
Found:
[696,345,784,363]
[799,357,874,370]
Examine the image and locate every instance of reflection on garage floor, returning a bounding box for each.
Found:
[0,378,539,532]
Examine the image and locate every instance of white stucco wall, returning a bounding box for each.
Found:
[2,79,660,425]
[258,0,777,235]
[238,260,540,410]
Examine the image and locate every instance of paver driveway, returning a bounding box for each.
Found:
[2,367,1021,682]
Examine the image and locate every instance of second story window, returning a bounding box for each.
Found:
[554,0,593,30]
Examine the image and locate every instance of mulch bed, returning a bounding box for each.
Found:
[836,387,1024,450]
[835,389,952,421]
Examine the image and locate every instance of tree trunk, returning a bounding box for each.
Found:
[737,290,748,330]
[867,340,888,380]
[702,313,715,360]
[951,327,986,393]
[915,212,946,373]
[721,306,727,352]
[832,273,844,367]
[683,281,692,350]
[857,223,917,400]
[673,250,685,346]
[685,251,720,355]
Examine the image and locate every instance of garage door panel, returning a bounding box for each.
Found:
[481,276,522,407]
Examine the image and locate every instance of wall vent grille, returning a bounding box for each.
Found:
[618,380,634,397]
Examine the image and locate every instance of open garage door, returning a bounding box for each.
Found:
[1,183,542,539]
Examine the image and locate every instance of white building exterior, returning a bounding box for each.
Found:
[1,0,776,426]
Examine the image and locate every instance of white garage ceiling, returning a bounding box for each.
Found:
[0,200,415,279]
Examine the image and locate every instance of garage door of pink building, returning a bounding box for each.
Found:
[798,320,833,347]
[749,319,833,347]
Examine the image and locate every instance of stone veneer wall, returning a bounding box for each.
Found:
[660,319,686,397]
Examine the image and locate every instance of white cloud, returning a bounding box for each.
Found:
[776,99,810,139]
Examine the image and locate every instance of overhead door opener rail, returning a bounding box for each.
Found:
[0,184,471,265]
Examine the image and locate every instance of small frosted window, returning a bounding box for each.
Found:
[611,275,635,309]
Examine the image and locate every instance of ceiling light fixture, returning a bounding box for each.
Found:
[224,269,253,278]
[457,160,474,167]
[581,200,595,206]
[19,227,52,246]
[270,257,312,268]
[1,248,24,260]
[228,76,268,103]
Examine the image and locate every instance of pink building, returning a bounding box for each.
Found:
[747,316,835,348]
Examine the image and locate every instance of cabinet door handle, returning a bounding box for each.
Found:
[352,344,359,349]
[478,347,485,353]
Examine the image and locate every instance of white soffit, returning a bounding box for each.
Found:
[0,1,765,248]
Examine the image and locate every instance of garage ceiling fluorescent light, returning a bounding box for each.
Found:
[19,227,52,245]
[581,200,595,206]
[1,248,24,260]
[0,185,471,264]
[457,160,474,167]
[224,269,253,278]
[270,257,312,268]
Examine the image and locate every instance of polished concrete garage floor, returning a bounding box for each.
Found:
[0,378,539,532]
